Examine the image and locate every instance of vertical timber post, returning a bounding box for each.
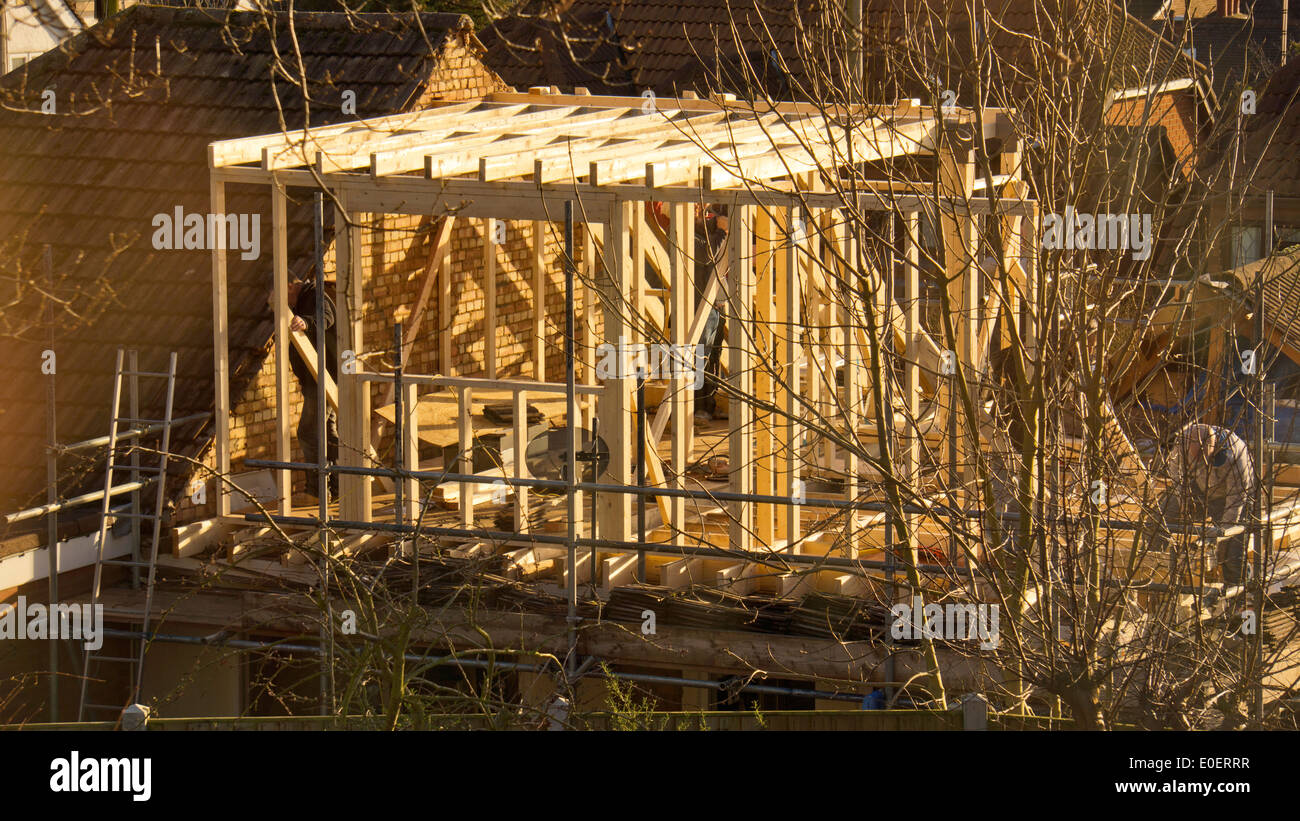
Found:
[728,203,755,554]
[272,183,291,514]
[598,199,634,544]
[210,176,231,517]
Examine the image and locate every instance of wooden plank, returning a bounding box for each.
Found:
[483,110,732,183]
[400,381,420,523]
[485,218,498,379]
[459,386,473,528]
[902,211,922,546]
[306,104,567,173]
[938,139,978,502]
[669,202,693,531]
[210,178,231,517]
[514,389,530,533]
[716,562,757,595]
[630,201,645,333]
[840,213,860,554]
[582,223,599,443]
[172,519,229,559]
[414,109,763,183]
[728,204,755,553]
[484,89,925,119]
[661,557,707,588]
[441,221,455,376]
[585,119,798,185]
[602,554,638,589]
[597,200,635,542]
[373,387,572,448]
[583,223,598,390]
[209,100,489,167]
[289,330,339,410]
[533,221,546,380]
[335,200,371,521]
[782,205,802,547]
[369,106,630,176]
[271,185,291,514]
[374,215,456,449]
[217,165,1034,217]
[404,215,456,367]
[646,264,725,445]
[996,149,1025,353]
[753,206,775,546]
[579,222,598,539]
[773,206,793,542]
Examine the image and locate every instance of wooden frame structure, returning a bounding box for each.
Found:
[208,88,1042,596]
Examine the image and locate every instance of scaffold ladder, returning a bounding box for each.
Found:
[77,349,178,722]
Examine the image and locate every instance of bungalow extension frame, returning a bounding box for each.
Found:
[206,87,1041,617]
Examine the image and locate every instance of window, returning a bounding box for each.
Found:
[1230,225,1262,268]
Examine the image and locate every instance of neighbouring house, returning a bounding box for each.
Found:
[1158,55,1300,275]
[1102,53,1300,438]
[0,5,520,516]
[0,1,264,75]
[0,5,580,719]
[1,0,86,72]
[1145,0,1296,98]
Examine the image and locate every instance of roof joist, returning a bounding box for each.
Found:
[213,164,1036,221]
[211,91,1017,199]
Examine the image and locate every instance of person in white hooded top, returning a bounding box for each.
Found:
[1151,422,1255,584]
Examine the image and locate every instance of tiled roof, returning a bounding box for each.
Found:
[482,0,1202,100]
[1229,245,1300,347]
[1227,56,1300,195]
[481,0,810,96]
[0,6,482,517]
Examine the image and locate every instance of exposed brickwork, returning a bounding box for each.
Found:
[1106,88,1204,175]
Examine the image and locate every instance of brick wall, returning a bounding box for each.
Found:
[1105,88,1203,174]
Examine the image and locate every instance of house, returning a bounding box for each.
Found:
[0,1,263,75]
[0,6,518,517]
[1,0,86,73]
[1146,0,1296,97]
[2,10,1035,715]
[1157,55,1300,275]
[0,4,558,719]
[4,3,1294,731]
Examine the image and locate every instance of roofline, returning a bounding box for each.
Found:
[1116,1,1214,79]
[1110,76,1197,101]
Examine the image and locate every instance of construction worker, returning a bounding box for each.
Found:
[647,201,728,421]
[1151,422,1255,584]
[272,276,339,496]
[693,204,728,421]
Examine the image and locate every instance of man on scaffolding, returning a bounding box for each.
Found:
[271,276,339,498]
[1150,422,1256,585]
